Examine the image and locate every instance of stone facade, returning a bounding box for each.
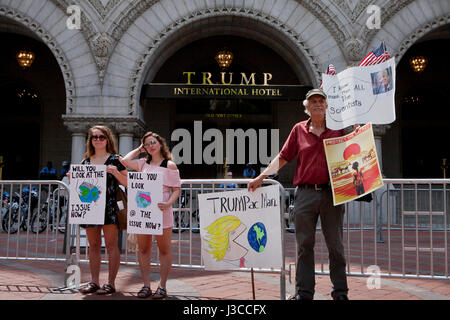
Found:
[1,0,449,176]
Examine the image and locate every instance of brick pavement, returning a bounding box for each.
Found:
[0,259,448,301]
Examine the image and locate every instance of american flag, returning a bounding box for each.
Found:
[359,42,391,66]
[325,63,337,75]
[319,63,337,87]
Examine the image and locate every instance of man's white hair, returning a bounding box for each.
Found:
[303,99,310,116]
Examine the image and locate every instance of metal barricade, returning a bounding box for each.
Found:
[2,178,448,295]
[285,179,449,281]
[71,178,288,299]
[0,180,71,264]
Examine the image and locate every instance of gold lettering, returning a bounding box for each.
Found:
[183,72,195,84]
[237,88,247,96]
[240,72,256,85]
[202,72,213,85]
[221,72,233,85]
[263,73,273,85]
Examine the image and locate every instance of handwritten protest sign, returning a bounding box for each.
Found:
[323,123,383,205]
[198,185,282,270]
[322,57,396,130]
[69,165,106,225]
[127,171,163,235]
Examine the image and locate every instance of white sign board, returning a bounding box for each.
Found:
[68,164,106,225]
[323,57,396,130]
[127,171,163,235]
[198,185,282,270]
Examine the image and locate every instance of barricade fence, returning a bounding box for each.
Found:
[1,179,448,296]
[284,179,449,281]
[69,178,288,299]
[0,181,70,263]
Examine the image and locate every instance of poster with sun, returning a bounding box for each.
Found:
[323,123,384,205]
[198,185,282,271]
[68,164,107,225]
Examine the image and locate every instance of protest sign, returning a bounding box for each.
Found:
[127,171,163,235]
[323,123,384,205]
[322,57,396,130]
[198,185,282,270]
[68,164,106,225]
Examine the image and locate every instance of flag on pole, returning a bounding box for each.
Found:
[359,42,391,66]
[325,63,337,75]
[319,63,337,87]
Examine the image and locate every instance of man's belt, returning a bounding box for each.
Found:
[297,183,330,191]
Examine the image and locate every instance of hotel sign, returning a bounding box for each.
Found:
[144,72,309,100]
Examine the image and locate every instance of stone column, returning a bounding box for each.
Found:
[115,121,145,156]
[63,119,92,164]
[71,133,87,164]
[372,124,391,175]
[133,137,140,150]
[118,133,134,156]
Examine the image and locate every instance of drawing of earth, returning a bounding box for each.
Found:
[78,182,100,203]
[247,222,267,253]
[136,191,151,208]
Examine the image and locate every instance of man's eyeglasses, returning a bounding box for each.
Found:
[92,135,106,141]
[143,140,158,148]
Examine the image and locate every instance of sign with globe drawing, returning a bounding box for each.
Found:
[198,185,282,270]
[127,171,163,235]
[68,164,106,225]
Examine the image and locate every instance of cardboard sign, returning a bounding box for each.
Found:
[198,185,282,270]
[127,171,163,235]
[68,165,106,225]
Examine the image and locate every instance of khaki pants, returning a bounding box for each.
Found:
[293,187,348,299]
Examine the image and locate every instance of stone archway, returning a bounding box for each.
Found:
[363,0,450,63]
[349,0,450,177]
[103,0,348,120]
[0,3,100,166]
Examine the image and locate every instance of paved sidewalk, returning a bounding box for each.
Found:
[0,259,449,300]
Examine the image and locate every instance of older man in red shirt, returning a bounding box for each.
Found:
[248,88,349,300]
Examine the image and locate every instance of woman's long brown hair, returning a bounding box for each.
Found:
[84,125,118,159]
[141,131,173,163]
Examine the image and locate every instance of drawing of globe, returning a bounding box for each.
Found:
[247,222,267,253]
[136,191,151,208]
[78,182,100,203]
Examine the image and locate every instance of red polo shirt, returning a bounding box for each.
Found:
[279,119,345,186]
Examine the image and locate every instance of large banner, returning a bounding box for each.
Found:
[323,123,384,205]
[198,185,282,271]
[69,164,106,225]
[322,57,396,130]
[127,171,163,235]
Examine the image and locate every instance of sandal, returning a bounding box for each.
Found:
[137,286,152,299]
[79,282,100,294]
[96,283,116,295]
[152,286,167,299]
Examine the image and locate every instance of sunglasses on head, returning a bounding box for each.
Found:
[92,135,106,141]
